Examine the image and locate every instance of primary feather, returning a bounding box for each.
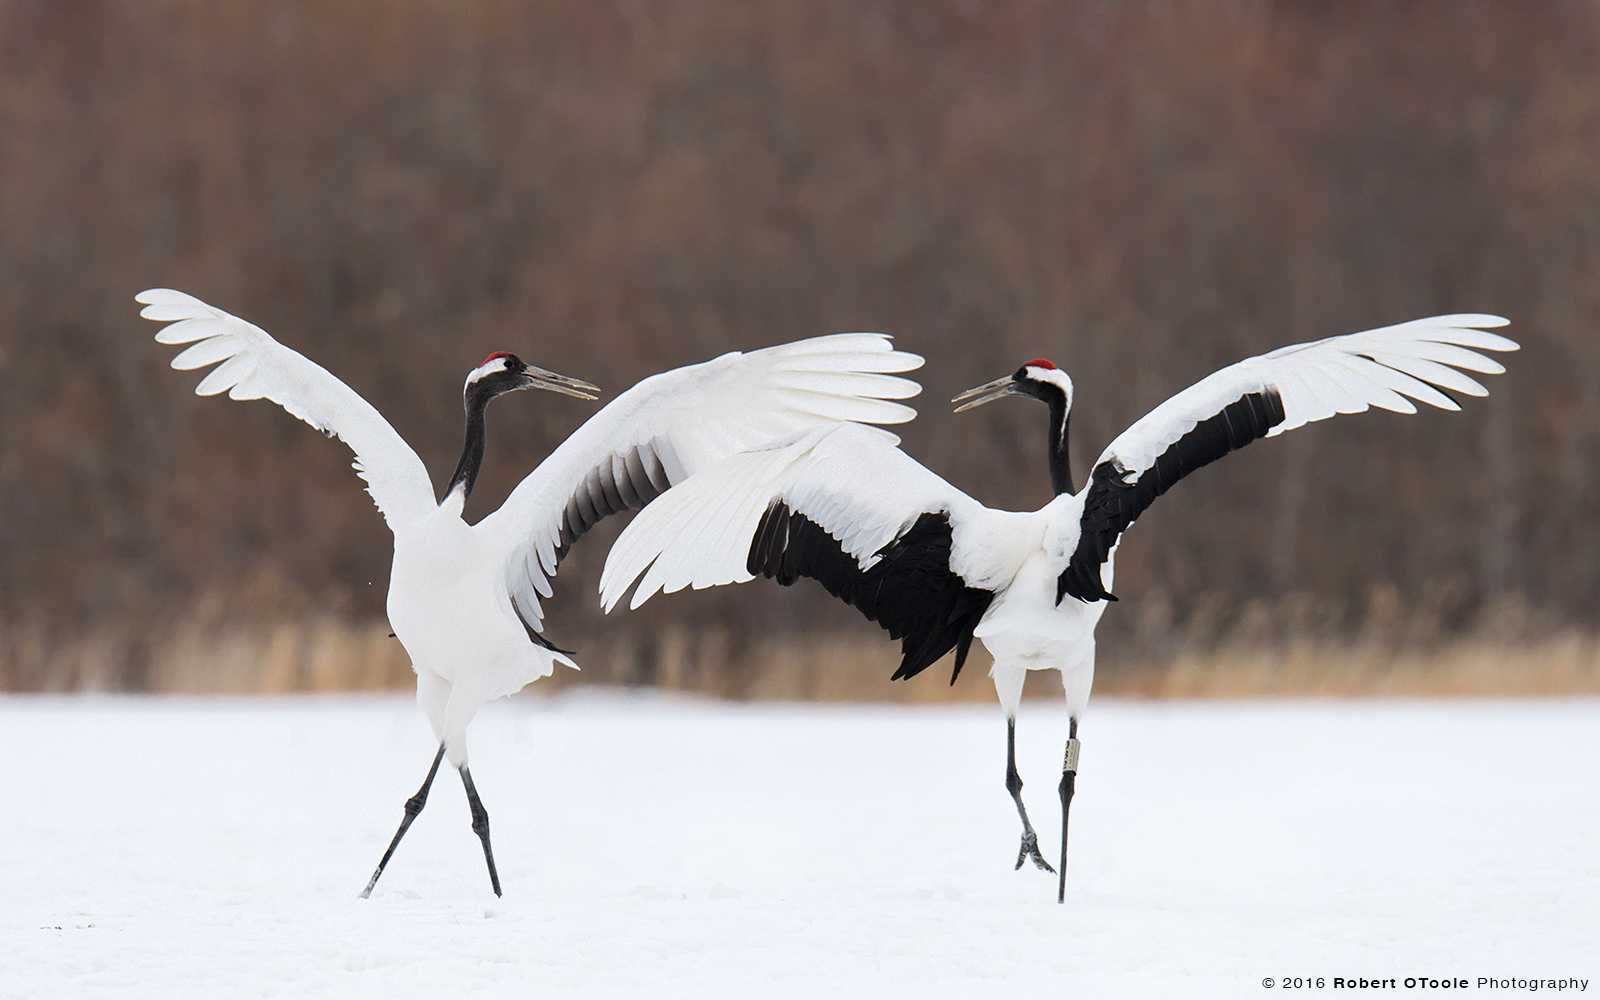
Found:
[138,288,438,532]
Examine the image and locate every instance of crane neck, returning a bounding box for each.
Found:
[1047,393,1074,496]
[445,384,495,505]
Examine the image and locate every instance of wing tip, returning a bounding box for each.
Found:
[1425,314,1519,351]
[780,333,926,373]
[137,287,221,324]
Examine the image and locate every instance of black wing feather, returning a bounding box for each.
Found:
[748,502,995,684]
[554,444,671,560]
[1059,389,1286,604]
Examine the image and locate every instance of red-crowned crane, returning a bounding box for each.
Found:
[599,314,1517,902]
[136,288,922,898]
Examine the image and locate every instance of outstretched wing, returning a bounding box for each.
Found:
[1058,314,1518,604]
[600,423,1006,684]
[137,289,438,532]
[482,336,924,639]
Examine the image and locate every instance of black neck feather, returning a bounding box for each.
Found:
[1045,391,1073,496]
[446,394,489,502]
[447,375,518,502]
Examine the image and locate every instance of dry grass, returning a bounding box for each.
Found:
[1101,636,1600,699]
[3,613,1598,700]
[0,615,414,694]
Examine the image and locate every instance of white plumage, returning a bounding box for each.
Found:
[137,288,923,896]
[600,313,1518,901]
[1099,315,1514,476]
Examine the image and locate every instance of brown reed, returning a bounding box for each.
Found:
[3,607,1596,700]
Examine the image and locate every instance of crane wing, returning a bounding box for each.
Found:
[137,289,438,533]
[482,336,924,638]
[600,423,1001,684]
[1058,313,1518,603]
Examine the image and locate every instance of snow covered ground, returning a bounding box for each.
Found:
[2,692,1595,998]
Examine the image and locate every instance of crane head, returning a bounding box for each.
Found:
[952,359,1073,414]
[466,352,599,402]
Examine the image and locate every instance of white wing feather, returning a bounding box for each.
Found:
[483,336,924,631]
[137,289,438,532]
[600,423,989,612]
[1097,314,1516,479]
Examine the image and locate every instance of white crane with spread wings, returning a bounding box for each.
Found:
[600,314,1517,901]
[139,288,923,897]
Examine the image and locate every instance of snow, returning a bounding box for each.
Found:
[2,692,1596,998]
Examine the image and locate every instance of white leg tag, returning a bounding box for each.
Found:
[1063,738,1081,774]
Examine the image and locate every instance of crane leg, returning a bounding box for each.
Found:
[1007,717,1056,873]
[361,743,446,898]
[459,765,502,897]
[1057,716,1080,904]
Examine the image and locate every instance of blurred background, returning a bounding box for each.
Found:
[2,0,1598,699]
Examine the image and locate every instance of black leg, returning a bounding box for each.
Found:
[361,744,446,899]
[1057,716,1080,904]
[1007,717,1056,874]
[459,765,502,897]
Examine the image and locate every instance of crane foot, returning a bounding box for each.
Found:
[1015,830,1057,873]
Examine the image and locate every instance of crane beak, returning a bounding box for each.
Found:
[952,375,1020,412]
[523,366,600,400]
